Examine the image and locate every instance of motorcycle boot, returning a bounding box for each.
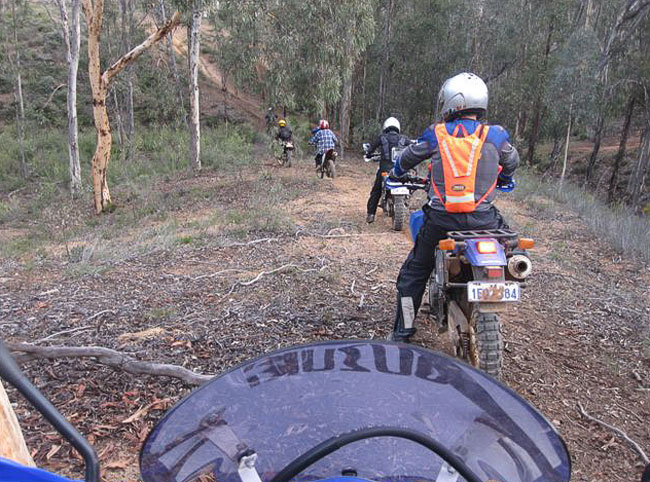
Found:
[391,294,418,342]
[366,214,375,223]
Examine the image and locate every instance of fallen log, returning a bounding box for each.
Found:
[7,343,213,387]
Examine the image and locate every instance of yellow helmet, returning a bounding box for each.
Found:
[278,119,287,127]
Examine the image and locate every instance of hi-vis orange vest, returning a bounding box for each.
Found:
[431,123,498,213]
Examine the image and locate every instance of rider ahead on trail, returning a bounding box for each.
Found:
[276,119,293,141]
[309,120,338,168]
[389,72,519,343]
[365,117,412,224]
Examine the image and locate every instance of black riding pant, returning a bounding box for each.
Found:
[367,169,387,215]
[393,204,509,336]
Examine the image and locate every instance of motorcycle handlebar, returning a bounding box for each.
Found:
[0,339,100,482]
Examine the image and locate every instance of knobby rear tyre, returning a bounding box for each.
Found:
[392,196,407,231]
[471,310,503,380]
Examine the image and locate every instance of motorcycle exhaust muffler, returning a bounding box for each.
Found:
[507,254,532,279]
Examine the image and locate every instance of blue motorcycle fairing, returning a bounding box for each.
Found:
[140,341,570,482]
[463,238,507,266]
[384,179,408,190]
[409,210,424,243]
[0,457,80,482]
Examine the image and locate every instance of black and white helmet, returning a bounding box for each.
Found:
[438,72,488,121]
[383,117,401,133]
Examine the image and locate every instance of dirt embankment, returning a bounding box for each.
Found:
[1,156,649,481]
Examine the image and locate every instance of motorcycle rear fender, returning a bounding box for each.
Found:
[463,238,507,266]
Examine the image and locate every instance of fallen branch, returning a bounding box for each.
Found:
[35,325,93,343]
[577,401,649,464]
[223,237,279,247]
[191,268,246,281]
[220,263,315,301]
[296,229,393,239]
[7,343,212,387]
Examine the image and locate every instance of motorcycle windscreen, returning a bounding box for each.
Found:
[140,341,570,482]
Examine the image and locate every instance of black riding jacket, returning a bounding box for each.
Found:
[277,126,293,141]
[366,129,411,172]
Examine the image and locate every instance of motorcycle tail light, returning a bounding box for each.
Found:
[518,238,535,249]
[477,241,497,254]
[439,239,456,251]
[487,267,503,278]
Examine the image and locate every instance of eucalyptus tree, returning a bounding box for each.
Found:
[55,0,82,196]
[81,0,181,213]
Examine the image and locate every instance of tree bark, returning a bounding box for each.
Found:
[0,380,35,467]
[119,0,135,160]
[338,31,354,158]
[376,0,393,124]
[56,0,82,198]
[627,127,650,208]
[10,0,27,179]
[585,113,604,183]
[525,20,554,165]
[559,95,574,192]
[608,95,635,203]
[82,0,181,214]
[159,0,185,123]
[188,9,202,172]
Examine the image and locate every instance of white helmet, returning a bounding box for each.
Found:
[383,117,400,133]
[438,72,488,121]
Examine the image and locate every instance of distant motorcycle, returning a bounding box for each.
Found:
[411,204,534,380]
[364,143,426,231]
[277,140,294,167]
[318,149,337,179]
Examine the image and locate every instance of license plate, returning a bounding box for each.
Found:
[467,281,520,302]
[390,187,409,195]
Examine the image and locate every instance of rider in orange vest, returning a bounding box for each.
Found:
[388,72,519,342]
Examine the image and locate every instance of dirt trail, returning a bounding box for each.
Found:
[2,156,650,481]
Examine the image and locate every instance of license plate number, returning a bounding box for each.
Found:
[467,281,520,302]
[390,187,409,195]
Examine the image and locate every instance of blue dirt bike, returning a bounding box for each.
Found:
[409,182,533,381]
[1,339,648,482]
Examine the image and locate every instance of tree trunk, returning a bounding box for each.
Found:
[559,95,573,192]
[376,0,393,123]
[82,0,180,213]
[585,114,604,183]
[85,2,113,214]
[120,0,135,160]
[627,127,650,208]
[159,0,185,123]
[57,0,82,198]
[338,31,353,158]
[0,381,34,467]
[525,20,554,165]
[11,0,27,179]
[188,10,202,172]
[607,95,634,203]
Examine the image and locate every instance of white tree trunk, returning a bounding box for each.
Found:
[11,0,27,178]
[559,95,573,192]
[57,0,82,197]
[0,381,34,466]
[159,0,185,122]
[119,0,135,160]
[188,10,202,171]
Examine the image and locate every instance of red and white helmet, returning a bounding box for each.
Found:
[319,119,329,129]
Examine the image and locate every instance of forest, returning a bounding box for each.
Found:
[1,0,650,481]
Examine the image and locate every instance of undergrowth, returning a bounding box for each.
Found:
[514,169,650,263]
